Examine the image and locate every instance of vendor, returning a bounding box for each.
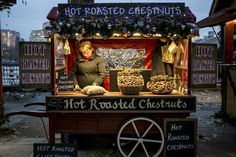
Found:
[73,41,106,90]
[63,41,106,144]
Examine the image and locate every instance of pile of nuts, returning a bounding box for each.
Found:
[118,75,144,87]
[147,74,175,94]
[117,69,144,95]
[117,69,144,87]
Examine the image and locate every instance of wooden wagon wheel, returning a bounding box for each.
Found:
[117,117,164,157]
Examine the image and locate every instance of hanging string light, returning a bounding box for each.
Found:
[45,11,199,40]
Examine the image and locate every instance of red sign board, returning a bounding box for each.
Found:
[191,43,217,88]
[19,42,51,89]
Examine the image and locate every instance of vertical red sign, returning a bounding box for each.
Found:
[191,43,217,88]
[19,42,51,88]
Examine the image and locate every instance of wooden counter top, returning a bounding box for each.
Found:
[56,91,185,97]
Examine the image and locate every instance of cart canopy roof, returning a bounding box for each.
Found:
[46,3,198,39]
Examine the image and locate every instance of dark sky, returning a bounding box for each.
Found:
[1,0,213,40]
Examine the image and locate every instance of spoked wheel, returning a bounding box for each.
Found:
[117,117,164,157]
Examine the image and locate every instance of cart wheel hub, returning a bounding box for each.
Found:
[138,138,143,143]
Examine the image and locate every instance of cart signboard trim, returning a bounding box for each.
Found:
[46,94,196,112]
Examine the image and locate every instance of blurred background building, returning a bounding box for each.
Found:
[1,29,21,63]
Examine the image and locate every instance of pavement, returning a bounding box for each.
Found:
[0,89,236,157]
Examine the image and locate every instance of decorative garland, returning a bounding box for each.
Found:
[45,14,199,40]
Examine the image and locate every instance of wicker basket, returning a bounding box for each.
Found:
[147,81,175,94]
[117,74,144,95]
[118,85,143,95]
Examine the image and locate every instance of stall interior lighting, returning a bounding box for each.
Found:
[90,32,162,38]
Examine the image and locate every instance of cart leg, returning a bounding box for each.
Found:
[48,116,55,143]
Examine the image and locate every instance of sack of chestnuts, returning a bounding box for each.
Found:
[117,69,144,95]
[147,74,175,94]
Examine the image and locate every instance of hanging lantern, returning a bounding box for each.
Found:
[121,27,128,33]
[81,28,86,34]
[181,25,186,30]
[104,16,109,22]
[127,30,132,36]
[146,15,151,23]
[137,21,144,27]
[92,22,96,27]
[59,21,64,26]
[121,27,132,38]
[97,23,101,29]
[66,23,71,28]
[152,26,157,33]
[146,24,151,30]
[107,23,113,29]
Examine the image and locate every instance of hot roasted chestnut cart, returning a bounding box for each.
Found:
[44,2,199,157]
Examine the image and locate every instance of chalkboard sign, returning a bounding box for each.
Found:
[57,72,74,92]
[33,143,77,157]
[164,118,197,157]
[191,43,217,88]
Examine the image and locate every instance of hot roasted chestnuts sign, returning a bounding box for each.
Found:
[46,95,196,112]
[58,3,185,19]
[191,43,217,88]
[164,118,197,157]
[19,41,51,88]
